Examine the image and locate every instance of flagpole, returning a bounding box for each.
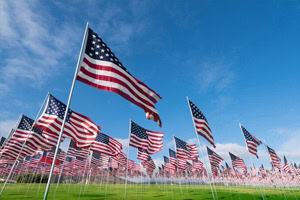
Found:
[238,123,266,200]
[124,119,132,199]
[172,136,183,195]
[42,22,89,200]
[186,96,217,200]
[0,92,49,197]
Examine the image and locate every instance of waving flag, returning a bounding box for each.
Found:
[192,159,204,171]
[129,121,163,154]
[164,156,176,171]
[282,156,290,173]
[67,140,90,159]
[174,136,197,160]
[266,146,281,169]
[169,149,177,168]
[34,94,100,148]
[207,146,223,176]
[137,149,148,162]
[91,132,122,156]
[240,124,262,158]
[188,100,215,148]
[229,152,246,170]
[76,27,162,126]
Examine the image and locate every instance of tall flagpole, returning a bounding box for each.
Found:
[124,119,132,200]
[238,123,266,200]
[186,96,216,200]
[42,22,89,200]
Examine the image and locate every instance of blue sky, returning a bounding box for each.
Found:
[1,0,300,169]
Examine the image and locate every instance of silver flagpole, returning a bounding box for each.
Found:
[124,119,132,199]
[186,96,216,200]
[238,123,266,200]
[42,22,89,200]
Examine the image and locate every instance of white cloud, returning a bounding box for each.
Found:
[0,119,17,137]
[0,1,80,92]
[276,128,300,162]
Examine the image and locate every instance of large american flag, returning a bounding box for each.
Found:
[207,146,223,176]
[76,27,162,126]
[90,132,122,157]
[129,121,163,154]
[240,125,262,158]
[229,152,246,170]
[188,100,215,148]
[266,146,281,169]
[34,94,100,148]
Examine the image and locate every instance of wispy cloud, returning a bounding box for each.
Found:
[0,1,80,93]
[196,59,235,92]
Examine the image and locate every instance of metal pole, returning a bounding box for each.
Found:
[124,119,132,199]
[0,92,49,197]
[186,96,216,200]
[42,22,89,200]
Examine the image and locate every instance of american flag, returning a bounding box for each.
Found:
[141,155,156,170]
[169,149,177,168]
[164,156,176,171]
[90,132,122,156]
[207,146,223,176]
[91,151,102,166]
[0,137,7,148]
[15,115,58,151]
[76,27,162,126]
[240,125,262,158]
[34,94,100,148]
[266,146,281,169]
[229,152,246,170]
[174,137,190,160]
[67,140,90,159]
[129,121,163,154]
[137,149,148,161]
[192,159,204,171]
[282,156,290,173]
[188,100,215,148]
[113,152,127,167]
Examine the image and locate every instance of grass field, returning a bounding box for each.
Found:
[0,183,300,199]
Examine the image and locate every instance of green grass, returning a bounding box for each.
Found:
[0,183,300,199]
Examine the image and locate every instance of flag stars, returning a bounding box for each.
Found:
[96,45,100,48]
[95,52,99,55]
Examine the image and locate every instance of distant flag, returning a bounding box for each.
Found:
[164,156,176,171]
[137,149,148,162]
[266,145,281,169]
[34,94,100,148]
[76,27,162,126]
[240,124,262,158]
[207,146,223,175]
[188,99,215,148]
[0,137,7,148]
[229,152,247,170]
[192,159,204,171]
[129,121,164,154]
[169,149,177,168]
[282,156,290,173]
[174,137,190,160]
[67,140,90,159]
[90,132,122,157]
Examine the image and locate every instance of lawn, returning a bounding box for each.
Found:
[0,183,299,199]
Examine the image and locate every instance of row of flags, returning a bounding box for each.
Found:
[0,24,297,194]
